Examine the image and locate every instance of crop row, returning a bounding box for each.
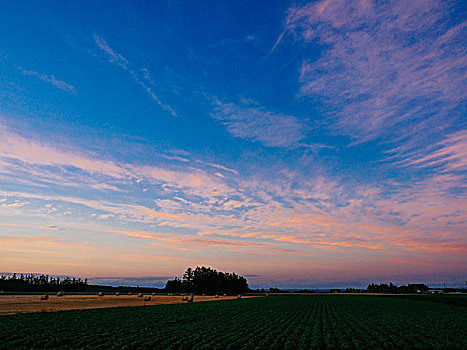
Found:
[0,295,465,349]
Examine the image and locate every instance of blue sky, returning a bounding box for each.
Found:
[0,0,466,288]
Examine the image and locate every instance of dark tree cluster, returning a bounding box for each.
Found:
[165,266,249,295]
[367,282,429,294]
[0,274,88,292]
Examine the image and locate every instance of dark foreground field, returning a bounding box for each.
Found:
[0,295,465,349]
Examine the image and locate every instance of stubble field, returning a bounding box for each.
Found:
[0,295,465,349]
[0,294,244,315]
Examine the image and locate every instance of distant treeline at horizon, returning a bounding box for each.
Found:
[0,273,88,292]
[1,272,464,294]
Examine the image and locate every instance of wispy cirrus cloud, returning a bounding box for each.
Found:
[0,122,237,200]
[286,0,466,143]
[392,129,467,173]
[92,35,129,67]
[0,123,127,179]
[0,121,243,227]
[0,120,465,259]
[18,67,75,93]
[211,97,308,148]
[195,160,239,175]
[93,35,177,117]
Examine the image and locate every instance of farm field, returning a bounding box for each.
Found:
[0,294,246,315]
[0,295,465,349]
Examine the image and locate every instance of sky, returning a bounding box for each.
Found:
[0,0,466,289]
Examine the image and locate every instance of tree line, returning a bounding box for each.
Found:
[2,272,432,295]
[165,266,249,294]
[1,268,250,294]
[0,274,88,292]
[367,283,429,294]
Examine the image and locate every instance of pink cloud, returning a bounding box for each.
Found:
[396,129,467,172]
[286,0,466,142]
[0,124,127,178]
[211,97,308,148]
[274,236,310,244]
[0,120,465,274]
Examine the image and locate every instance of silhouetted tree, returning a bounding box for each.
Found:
[164,266,249,294]
[165,278,184,293]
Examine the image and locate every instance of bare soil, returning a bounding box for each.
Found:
[0,294,253,315]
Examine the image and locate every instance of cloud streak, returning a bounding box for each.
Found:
[19,67,75,93]
[394,129,467,172]
[93,35,177,117]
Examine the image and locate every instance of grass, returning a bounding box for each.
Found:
[0,295,465,349]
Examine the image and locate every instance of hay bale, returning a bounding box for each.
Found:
[115,292,120,296]
[144,296,151,301]
[98,292,104,297]
[137,293,143,297]
[40,294,49,300]
[57,291,64,297]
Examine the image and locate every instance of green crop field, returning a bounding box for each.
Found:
[0,295,465,349]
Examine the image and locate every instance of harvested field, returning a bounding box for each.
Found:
[0,294,252,315]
